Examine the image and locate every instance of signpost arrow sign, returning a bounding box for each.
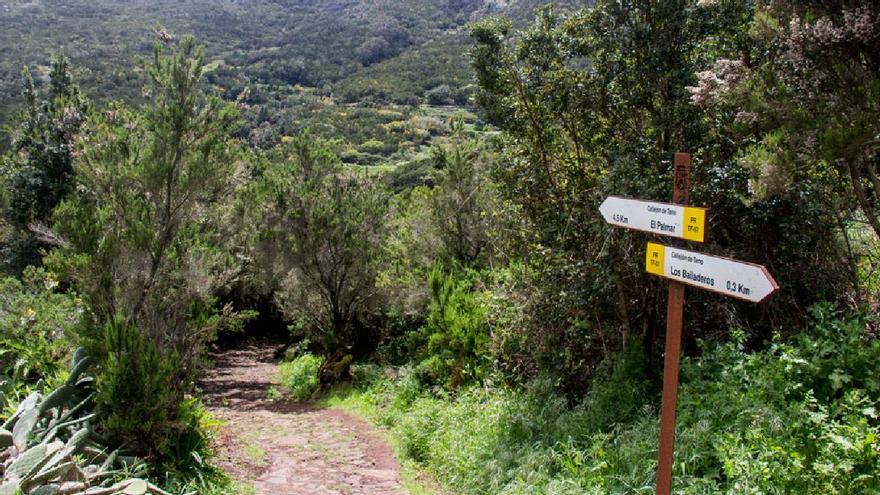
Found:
[599,196,706,242]
[645,242,778,303]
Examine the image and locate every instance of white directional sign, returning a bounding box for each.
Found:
[645,242,778,303]
[600,196,706,242]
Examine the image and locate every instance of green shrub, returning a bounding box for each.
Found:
[279,354,322,401]
[0,267,82,411]
[158,397,230,492]
[359,138,388,154]
[96,318,187,459]
[417,265,489,389]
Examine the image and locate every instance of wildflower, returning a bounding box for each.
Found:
[843,7,878,43]
[734,112,759,125]
[686,59,748,107]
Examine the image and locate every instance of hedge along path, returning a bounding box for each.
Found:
[201,344,407,495]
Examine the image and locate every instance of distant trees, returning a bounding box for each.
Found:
[1,54,88,273]
[430,119,493,265]
[357,37,391,65]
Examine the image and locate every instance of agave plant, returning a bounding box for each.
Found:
[0,349,191,495]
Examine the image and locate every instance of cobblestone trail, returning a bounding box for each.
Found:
[201,344,406,495]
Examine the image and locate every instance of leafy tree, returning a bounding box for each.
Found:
[430,118,494,265]
[698,2,880,237]
[256,134,389,385]
[47,35,243,453]
[470,2,852,390]
[1,54,88,273]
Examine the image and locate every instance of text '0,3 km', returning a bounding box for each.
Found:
[599,196,706,242]
[645,242,779,303]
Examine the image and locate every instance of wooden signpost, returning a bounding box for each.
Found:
[599,152,778,495]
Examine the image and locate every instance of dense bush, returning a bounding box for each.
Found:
[416,265,489,390]
[0,267,81,408]
[278,354,322,401]
[96,318,188,458]
[339,307,880,494]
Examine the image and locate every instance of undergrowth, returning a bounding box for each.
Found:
[278,353,322,400]
[325,304,880,494]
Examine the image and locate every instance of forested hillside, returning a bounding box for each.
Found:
[1,1,879,495]
[0,0,591,154]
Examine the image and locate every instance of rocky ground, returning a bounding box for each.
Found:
[201,344,407,495]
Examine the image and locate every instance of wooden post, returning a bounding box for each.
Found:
[655,152,691,495]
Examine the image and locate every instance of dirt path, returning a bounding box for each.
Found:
[201,343,407,495]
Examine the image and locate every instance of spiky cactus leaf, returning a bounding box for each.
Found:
[63,427,90,455]
[7,443,46,478]
[71,348,87,368]
[99,449,118,472]
[39,385,75,415]
[65,357,92,387]
[30,485,60,495]
[11,407,39,451]
[22,461,75,491]
[1,392,40,431]
[121,479,148,495]
[0,480,20,495]
[56,482,85,494]
[9,441,62,482]
[56,393,94,425]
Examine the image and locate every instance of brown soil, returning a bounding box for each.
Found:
[201,343,407,495]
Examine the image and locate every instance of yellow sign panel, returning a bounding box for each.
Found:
[646,242,665,276]
[682,207,705,242]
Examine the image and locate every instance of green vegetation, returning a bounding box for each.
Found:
[46,36,244,462]
[1,348,229,495]
[329,306,880,494]
[2,0,880,494]
[278,354,322,401]
[0,268,81,409]
[0,54,88,273]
